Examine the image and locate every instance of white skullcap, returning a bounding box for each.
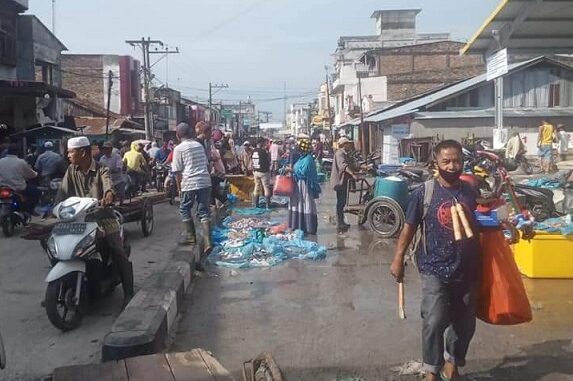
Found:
[44,141,54,148]
[67,136,91,149]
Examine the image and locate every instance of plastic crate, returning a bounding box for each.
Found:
[513,232,573,278]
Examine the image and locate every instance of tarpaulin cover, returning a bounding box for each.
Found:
[533,216,573,235]
[210,208,327,268]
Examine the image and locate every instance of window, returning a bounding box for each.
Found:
[0,12,17,66]
[549,83,560,108]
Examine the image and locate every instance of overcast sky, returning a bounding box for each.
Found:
[29,0,499,121]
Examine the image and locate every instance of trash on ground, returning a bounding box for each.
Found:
[242,352,284,381]
[534,216,573,235]
[390,360,424,376]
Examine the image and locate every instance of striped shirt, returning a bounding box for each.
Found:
[171,139,211,191]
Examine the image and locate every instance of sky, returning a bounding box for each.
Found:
[29,0,500,122]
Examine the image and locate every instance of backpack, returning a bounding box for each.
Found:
[408,179,436,265]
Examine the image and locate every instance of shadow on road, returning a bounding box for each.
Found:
[467,340,573,381]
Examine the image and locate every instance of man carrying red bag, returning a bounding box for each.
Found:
[391,140,480,381]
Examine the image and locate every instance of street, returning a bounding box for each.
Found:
[171,190,573,381]
[0,202,181,381]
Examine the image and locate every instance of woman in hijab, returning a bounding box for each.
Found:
[288,138,321,235]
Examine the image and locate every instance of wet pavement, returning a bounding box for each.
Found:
[171,189,573,381]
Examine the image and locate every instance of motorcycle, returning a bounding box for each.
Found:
[37,178,62,219]
[0,187,31,237]
[153,162,168,192]
[42,197,130,331]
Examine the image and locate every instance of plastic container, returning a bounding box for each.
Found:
[513,231,573,278]
[373,176,408,209]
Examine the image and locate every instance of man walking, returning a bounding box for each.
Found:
[537,119,556,173]
[390,140,480,381]
[252,137,272,209]
[330,137,361,234]
[172,122,213,258]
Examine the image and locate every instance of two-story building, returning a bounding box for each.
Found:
[0,0,75,145]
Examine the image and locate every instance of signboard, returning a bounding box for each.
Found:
[221,109,233,118]
[486,48,508,81]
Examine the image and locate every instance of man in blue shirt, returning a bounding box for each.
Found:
[391,140,480,381]
[34,141,63,183]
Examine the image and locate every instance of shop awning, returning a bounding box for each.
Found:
[0,80,75,98]
[73,116,143,136]
[10,125,77,137]
[461,0,573,56]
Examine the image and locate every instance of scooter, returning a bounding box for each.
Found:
[37,178,62,219]
[154,162,168,192]
[0,187,31,237]
[42,197,130,331]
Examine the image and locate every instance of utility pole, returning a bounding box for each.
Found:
[52,0,56,34]
[149,45,179,88]
[105,70,113,137]
[324,66,333,140]
[357,75,365,154]
[283,81,287,129]
[126,37,165,140]
[208,82,229,126]
[258,111,272,123]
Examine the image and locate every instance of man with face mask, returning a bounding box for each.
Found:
[390,140,480,381]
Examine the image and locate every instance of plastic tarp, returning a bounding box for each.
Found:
[533,216,573,236]
[210,208,327,268]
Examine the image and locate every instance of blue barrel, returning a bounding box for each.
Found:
[373,176,408,209]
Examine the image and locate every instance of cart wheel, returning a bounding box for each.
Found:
[367,199,404,238]
[141,201,154,237]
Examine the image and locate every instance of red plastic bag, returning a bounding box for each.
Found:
[477,229,532,325]
[273,175,294,197]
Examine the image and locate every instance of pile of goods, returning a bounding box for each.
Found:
[209,209,327,268]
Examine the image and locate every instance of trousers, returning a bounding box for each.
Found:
[420,274,478,374]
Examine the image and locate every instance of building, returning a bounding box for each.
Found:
[332,9,451,127]
[61,54,141,116]
[219,101,256,137]
[362,56,573,164]
[287,103,313,137]
[0,0,75,146]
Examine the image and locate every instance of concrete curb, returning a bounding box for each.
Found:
[101,204,227,361]
[101,247,195,361]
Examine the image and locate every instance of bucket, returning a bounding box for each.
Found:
[374,176,408,209]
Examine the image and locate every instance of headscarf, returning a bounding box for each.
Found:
[293,144,321,198]
[298,138,312,155]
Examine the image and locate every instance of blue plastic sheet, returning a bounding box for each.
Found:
[534,216,573,236]
[524,177,561,189]
[209,224,327,268]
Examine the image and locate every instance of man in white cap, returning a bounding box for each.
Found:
[55,136,134,307]
[330,137,361,234]
[34,141,64,183]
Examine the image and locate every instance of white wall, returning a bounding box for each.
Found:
[102,56,121,114]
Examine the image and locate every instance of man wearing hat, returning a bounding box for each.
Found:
[330,137,361,234]
[35,141,64,184]
[100,141,126,205]
[56,136,134,307]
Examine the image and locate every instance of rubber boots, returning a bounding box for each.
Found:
[117,256,135,308]
[252,194,259,208]
[179,219,197,245]
[265,196,272,210]
[337,215,350,234]
[201,219,213,255]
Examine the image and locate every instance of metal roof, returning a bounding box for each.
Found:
[364,56,557,123]
[461,0,573,56]
[415,108,573,119]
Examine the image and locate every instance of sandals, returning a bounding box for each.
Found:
[439,373,451,381]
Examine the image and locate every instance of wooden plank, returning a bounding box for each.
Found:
[165,351,215,381]
[53,361,128,381]
[197,349,236,381]
[125,354,175,381]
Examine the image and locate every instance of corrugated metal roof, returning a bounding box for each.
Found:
[364,56,555,123]
[462,0,573,55]
[415,108,573,119]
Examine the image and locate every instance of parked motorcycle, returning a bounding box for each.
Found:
[42,197,130,331]
[0,187,31,237]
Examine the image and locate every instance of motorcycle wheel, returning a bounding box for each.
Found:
[45,273,84,331]
[367,199,405,238]
[1,215,14,237]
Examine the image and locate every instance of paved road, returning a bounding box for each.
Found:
[172,191,573,381]
[0,202,182,381]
